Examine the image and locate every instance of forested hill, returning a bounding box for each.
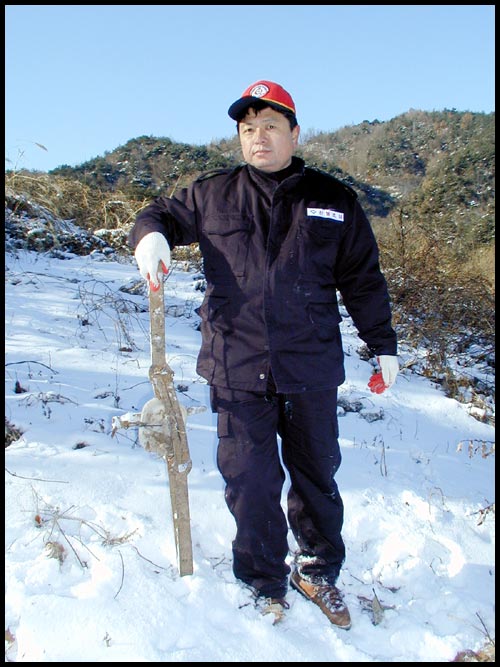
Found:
[48,108,494,237]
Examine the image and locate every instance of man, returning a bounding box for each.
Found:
[129,80,399,628]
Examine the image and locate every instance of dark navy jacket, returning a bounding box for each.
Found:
[128,157,397,393]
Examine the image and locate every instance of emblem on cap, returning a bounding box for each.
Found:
[249,84,269,98]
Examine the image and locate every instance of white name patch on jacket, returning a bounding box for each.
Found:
[306,207,344,222]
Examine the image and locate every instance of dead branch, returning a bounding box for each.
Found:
[5,360,58,374]
[113,551,125,599]
[5,467,69,484]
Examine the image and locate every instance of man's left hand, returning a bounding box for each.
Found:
[368,355,399,393]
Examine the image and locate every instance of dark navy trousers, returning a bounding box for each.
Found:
[211,378,346,599]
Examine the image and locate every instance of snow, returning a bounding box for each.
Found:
[5,249,495,662]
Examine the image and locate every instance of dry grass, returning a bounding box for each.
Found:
[5,170,148,233]
[452,643,495,662]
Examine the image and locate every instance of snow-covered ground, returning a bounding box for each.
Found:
[5,249,495,662]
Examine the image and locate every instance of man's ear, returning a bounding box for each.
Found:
[292,125,300,147]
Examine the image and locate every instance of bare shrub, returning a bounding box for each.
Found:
[5,418,23,447]
[376,208,495,416]
[5,170,147,235]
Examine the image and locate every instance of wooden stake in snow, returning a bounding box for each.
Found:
[141,267,194,576]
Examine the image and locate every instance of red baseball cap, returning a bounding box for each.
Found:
[228,80,296,120]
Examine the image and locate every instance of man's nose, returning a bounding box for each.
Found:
[254,127,268,142]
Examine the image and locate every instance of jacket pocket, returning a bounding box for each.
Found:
[307,301,342,342]
[204,214,252,279]
[298,218,343,280]
[198,293,232,334]
[302,217,344,240]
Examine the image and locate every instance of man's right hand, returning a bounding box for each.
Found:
[134,232,171,291]
[368,355,399,394]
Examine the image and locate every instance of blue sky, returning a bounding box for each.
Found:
[5,5,495,173]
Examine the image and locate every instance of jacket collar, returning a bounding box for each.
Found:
[246,156,305,194]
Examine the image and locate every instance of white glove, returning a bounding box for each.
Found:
[368,355,399,394]
[378,355,399,389]
[134,232,171,290]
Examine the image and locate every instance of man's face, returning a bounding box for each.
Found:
[238,107,300,173]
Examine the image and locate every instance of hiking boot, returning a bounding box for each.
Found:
[259,597,290,625]
[290,569,351,630]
